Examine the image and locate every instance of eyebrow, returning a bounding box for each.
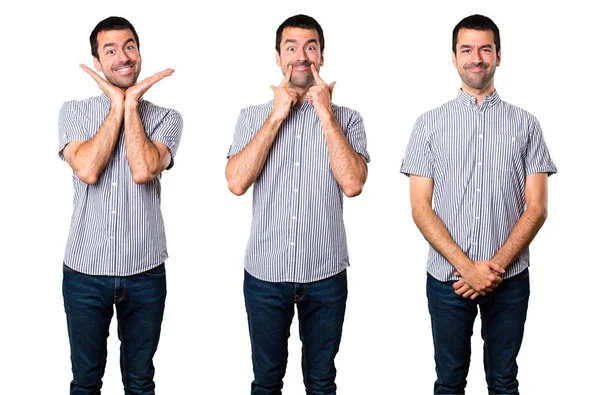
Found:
[102,38,136,50]
[283,38,318,46]
[460,44,493,49]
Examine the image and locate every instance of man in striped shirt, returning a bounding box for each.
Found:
[58,16,182,395]
[226,14,369,395]
[401,14,556,394]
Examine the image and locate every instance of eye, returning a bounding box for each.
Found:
[106,49,115,55]
[461,49,470,54]
[482,48,492,53]
[286,46,295,52]
[307,45,317,51]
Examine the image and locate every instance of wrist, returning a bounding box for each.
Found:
[124,98,139,111]
[319,112,337,131]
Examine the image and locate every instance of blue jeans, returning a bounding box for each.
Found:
[63,263,167,395]
[427,269,530,395]
[244,269,348,395]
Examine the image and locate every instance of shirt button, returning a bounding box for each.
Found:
[290,242,295,246]
[112,182,117,187]
[476,189,481,192]
[477,162,482,166]
[478,134,483,138]
[292,216,297,220]
[472,242,478,245]
[475,217,480,220]
[293,188,298,193]
[294,162,300,166]
[112,210,116,214]
[296,135,301,139]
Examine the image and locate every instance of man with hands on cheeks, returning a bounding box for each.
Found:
[400,14,556,394]
[226,14,369,395]
[59,16,182,395]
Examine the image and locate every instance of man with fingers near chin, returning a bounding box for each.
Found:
[400,14,556,394]
[58,16,182,395]
[226,14,369,395]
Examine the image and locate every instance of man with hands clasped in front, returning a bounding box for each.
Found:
[59,16,182,395]
[401,14,556,395]
[226,14,369,395]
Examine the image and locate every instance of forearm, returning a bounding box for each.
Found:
[68,103,124,184]
[321,115,367,197]
[412,202,473,274]
[123,102,163,184]
[492,204,548,269]
[226,114,283,196]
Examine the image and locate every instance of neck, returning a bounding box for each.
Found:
[290,82,316,105]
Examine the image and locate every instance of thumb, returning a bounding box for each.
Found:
[329,81,336,96]
[270,85,277,93]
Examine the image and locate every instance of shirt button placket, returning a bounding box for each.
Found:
[473,111,485,254]
[288,122,303,279]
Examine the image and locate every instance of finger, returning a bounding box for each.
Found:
[270,85,277,93]
[281,64,292,86]
[329,81,336,97]
[452,279,464,290]
[310,63,326,85]
[469,292,480,300]
[462,289,476,298]
[489,262,506,274]
[142,68,174,87]
[79,64,105,84]
[454,284,469,296]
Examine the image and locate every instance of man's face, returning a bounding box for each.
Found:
[453,28,500,91]
[276,27,323,88]
[93,29,141,89]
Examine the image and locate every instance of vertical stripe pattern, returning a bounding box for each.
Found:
[228,100,369,283]
[59,94,183,276]
[400,90,556,281]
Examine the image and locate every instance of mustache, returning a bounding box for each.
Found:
[465,62,489,69]
[111,61,136,71]
[287,61,312,68]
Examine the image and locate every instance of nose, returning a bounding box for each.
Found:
[471,50,482,64]
[294,49,308,62]
[116,48,131,63]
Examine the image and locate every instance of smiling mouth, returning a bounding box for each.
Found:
[113,63,135,75]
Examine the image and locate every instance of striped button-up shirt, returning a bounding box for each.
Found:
[400,90,556,281]
[228,100,369,283]
[59,94,183,276]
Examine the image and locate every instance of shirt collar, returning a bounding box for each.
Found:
[98,93,145,106]
[456,89,501,109]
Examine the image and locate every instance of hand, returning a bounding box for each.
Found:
[306,63,336,120]
[453,260,505,299]
[269,65,299,122]
[125,68,174,105]
[80,64,125,105]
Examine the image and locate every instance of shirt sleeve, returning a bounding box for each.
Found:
[58,101,91,161]
[344,111,370,163]
[149,109,183,170]
[400,114,434,178]
[227,108,254,158]
[525,117,557,176]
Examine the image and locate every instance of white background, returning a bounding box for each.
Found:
[0,0,597,393]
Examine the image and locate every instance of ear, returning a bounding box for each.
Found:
[275,51,281,67]
[320,51,324,67]
[452,52,457,69]
[496,50,501,67]
[93,57,102,73]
